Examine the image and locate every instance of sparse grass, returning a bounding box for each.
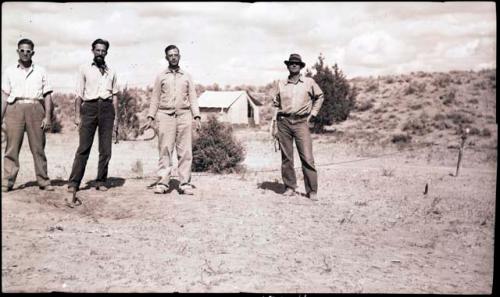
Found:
[381,167,395,177]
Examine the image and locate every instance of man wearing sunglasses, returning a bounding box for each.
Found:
[271,53,324,201]
[1,38,54,192]
[67,39,119,193]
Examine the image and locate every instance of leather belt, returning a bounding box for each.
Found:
[15,98,41,104]
[277,112,309,120]
[85,97,112,103]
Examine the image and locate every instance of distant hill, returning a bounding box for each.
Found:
[338,69,496,148]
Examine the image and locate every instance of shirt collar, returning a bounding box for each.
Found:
[17,62,35,71]
[165,67,184,75]
[286,74,304,84]
[91,61,109,72]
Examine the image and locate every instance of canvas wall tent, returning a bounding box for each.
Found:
[198,91,262,126]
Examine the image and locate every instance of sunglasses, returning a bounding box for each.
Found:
[288,62,301,66]
[18,49,33,54]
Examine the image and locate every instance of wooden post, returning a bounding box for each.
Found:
[454,128,469,177]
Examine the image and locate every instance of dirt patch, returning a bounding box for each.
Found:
[1,130,496,293]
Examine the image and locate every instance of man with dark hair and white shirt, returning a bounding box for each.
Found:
[67,38,119,193]
[2,38,55,192]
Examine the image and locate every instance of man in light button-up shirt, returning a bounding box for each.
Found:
[143,45,201,195]
[1,38,55,192]
[271,53,324,201]
[67,38,119,193]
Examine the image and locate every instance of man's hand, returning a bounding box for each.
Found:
[270,119,278,139]
[74,115,81,128]
[41,117,52,131]
[141,117,154,132]
[195,117,201,132]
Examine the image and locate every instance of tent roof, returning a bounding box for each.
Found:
[198,91,261,108]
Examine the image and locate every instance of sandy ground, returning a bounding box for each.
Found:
[1,130,496,293]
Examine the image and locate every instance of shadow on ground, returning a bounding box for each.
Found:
[79,177,126,191]
[257,181,285,194]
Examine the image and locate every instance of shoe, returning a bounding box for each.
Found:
[154,183,169,194]
[308,192,318,201]
[179,183,195,195]
[2,186,12,193]
[283,188,296,196]
[39,185,55,191]
[96,185,109,191]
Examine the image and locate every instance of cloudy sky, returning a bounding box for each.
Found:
[2,2,496,92]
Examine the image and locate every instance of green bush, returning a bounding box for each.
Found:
[192,116,245,173]
[305,56,357,133]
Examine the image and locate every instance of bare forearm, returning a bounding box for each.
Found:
[112,95,119,122]
[1,91,8,121]
[75,96,82,118]
[44,94,53,120]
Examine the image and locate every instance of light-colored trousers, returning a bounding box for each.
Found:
[156,110,193,186]
[3,101,50,188]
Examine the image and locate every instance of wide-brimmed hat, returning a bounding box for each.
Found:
[284,53,305,68]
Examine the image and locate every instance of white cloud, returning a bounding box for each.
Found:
[1,2,496,89]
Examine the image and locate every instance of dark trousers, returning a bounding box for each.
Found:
[68,99,115,188]
[277,117,318,194]
[2,101,50,188]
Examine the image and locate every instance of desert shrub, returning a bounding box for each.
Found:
[48,101,63,133]
[50,92,77,132]
[356,100,374,112]
[402,113,432,135]
[409,103,422,110]
[447,112,473,125]
[391,133,412,144]
[433,114,445,121]
[473,80,487,90]
[305,56,357,133]
[439,89,456,106]
[468,127,481,135]
[481,128,492,137]
[385,77,395,84]
[365,80,379,92]
[192,115,245,173]
[433,73,452,88]
[116,88,142,140]
[404,81,427,95]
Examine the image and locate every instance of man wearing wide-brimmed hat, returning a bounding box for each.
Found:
[271,53,324,201]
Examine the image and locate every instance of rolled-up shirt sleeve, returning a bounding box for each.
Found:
[1,70,11,95]
[310,79,324,117]
[147,74,161,120]
[187,74,200,118]
[272,80,281,108]
[41,68,53,96]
